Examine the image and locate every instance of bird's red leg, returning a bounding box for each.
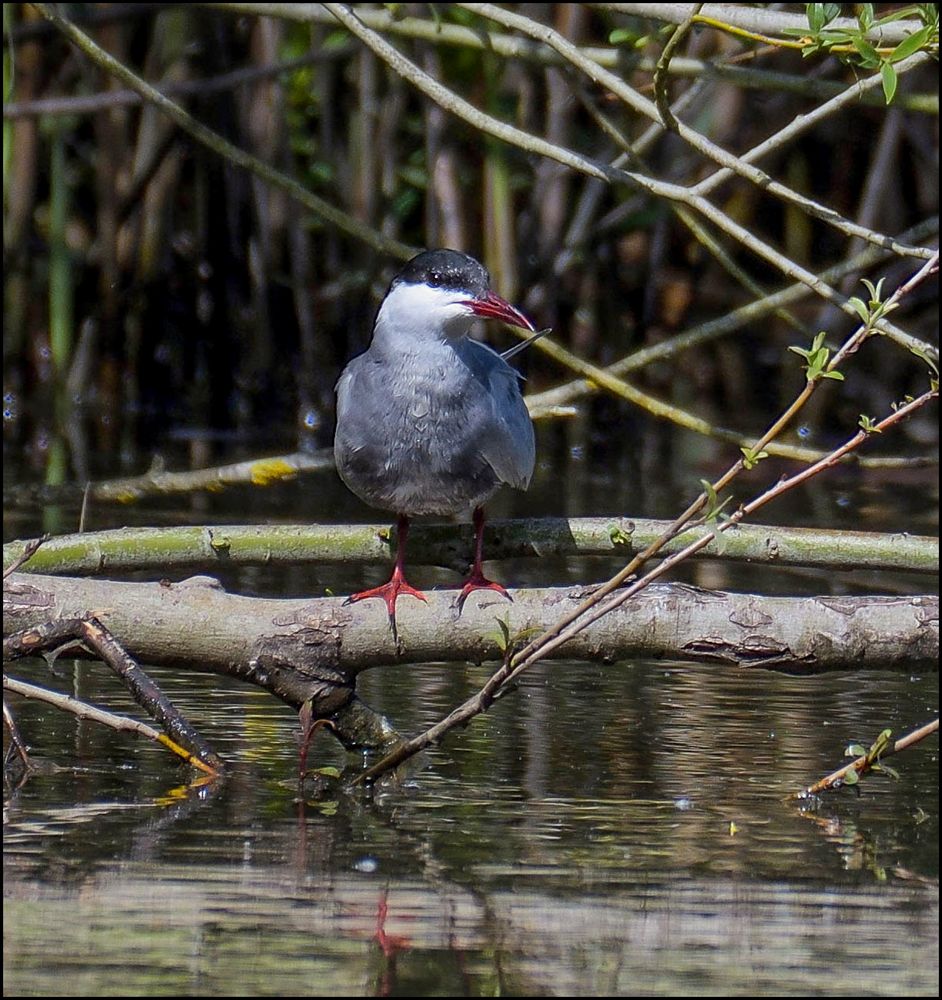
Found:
[345,515,428,633]
[456,507,512,612]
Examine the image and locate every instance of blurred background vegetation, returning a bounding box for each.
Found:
[2,3,938,493]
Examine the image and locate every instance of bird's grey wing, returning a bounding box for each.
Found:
[334,355,388,482]
[333,358,363,461]
[462,341,535,490]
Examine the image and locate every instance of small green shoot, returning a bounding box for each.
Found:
[858,414,882,434]
[490,617,541,656]
[208,532,231,555]
[739,446,770,470]
[700,479,732,524]
[492,616,512,653]
[843,727,899,784]
[608,27,650,48]
[788,331,845,383]
[608,523,634,547]
[783,4,939,104]
[847,277,900,330]
[700,479,732,552]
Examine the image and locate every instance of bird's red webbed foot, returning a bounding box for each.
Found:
[455,571,512,613]
[454,505,514,613]
[343,515,427,644]
[345,570,428,620]
[346,575,427,649]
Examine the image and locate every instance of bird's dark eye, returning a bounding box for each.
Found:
[427,271,443,288]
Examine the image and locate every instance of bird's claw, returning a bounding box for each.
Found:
[345,577,427,651]
[455,576,513,615]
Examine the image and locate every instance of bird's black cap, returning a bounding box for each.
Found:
[390,249,490,298]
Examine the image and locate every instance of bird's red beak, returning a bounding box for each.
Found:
[464,291,536,331]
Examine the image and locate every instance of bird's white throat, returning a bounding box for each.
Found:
[373,281,476,349]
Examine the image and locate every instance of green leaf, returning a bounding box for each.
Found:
[700,478,733,522]
[702,522,728,555]
[842,768,860,785]
[846,743,868,757]
[818,28,856,45]
[491,617,511,652]
[807,3,842,31]
[881,61,898,103]
[822,369,845,380]
[852,36,881,66]
[700,478,718,507]
[208,532,231,554]
[875,763,901,780]
[847,296,869,323]
[739,448,768,471]
[608,523,634,546]
[789,332,839,381]
[888,25,932,62]
[608,27,637,44]
[871,728,894,756]
[875,6,922,27]
[907,344,939,375]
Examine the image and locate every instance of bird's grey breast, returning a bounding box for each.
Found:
[335,341,529,515]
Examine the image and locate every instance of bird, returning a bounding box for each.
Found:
[334,248,538,638]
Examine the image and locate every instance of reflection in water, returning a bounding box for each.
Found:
[3,659,938,996]
[3,858,939,996]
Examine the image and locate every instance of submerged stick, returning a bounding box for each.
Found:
[4,616,225,774]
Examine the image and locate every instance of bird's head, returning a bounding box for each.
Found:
[375,249,535,346]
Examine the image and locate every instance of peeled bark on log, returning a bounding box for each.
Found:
[5,571,937,680]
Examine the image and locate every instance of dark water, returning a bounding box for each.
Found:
[4,658,939,996]
[3,426,939,997]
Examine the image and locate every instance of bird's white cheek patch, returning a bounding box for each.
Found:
[378,283,473,342]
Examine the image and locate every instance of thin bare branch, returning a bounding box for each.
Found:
[207,4,937,111]
[593,4,927,44]
[31,3,414,259]
[3,675,219,774]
